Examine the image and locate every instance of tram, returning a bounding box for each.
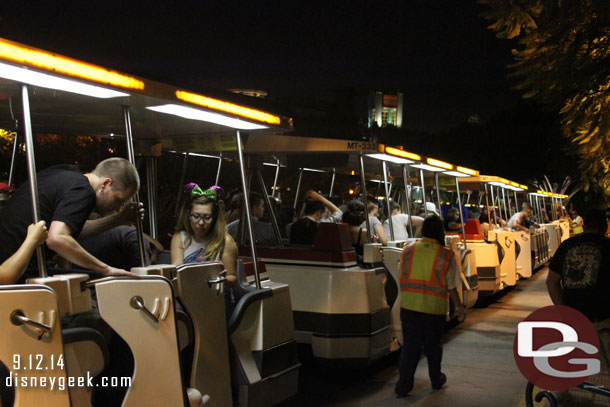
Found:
[527,190,570,263]
[231,136,479,362]
[0,37,299,406]
[453,176,533,295]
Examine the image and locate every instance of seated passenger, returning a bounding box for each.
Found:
[171,183,237,287]
[382,200,424,240]
[360,200,388,245]
[343,199,375,254]
[226,192,276,245]
[311,191,342,223]
[418,201,440,217]
[0,221,47,285]
[290,190,342,245]
[444,207,464,232]
[479,208,506,239]
[225,192,243,224]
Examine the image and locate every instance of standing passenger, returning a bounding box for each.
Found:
[395,215,465,397]
[570,209,584,235]
[0,158,141,283]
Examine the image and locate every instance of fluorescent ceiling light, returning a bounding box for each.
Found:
[301,168,326,173]
[443,171,470,177]
[0,62,129,98]
[147,104,267,130]
[410,163,446,172]
[366,153,415,164]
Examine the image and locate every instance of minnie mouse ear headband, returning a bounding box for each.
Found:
[184,182,225,201]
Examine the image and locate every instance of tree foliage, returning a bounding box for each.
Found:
[480,0,610,205]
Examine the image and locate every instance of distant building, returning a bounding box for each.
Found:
[368,91,403,128]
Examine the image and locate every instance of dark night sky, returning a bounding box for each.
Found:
[0,0,522,133]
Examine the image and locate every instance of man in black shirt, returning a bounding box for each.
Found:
[546,208,610,321]
[546,208,610,404]
[0,158,141,283]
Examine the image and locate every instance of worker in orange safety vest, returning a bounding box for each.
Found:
[395,215,465,398]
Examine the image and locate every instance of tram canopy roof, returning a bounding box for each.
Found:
[529,190,568,198]
[458,175,528,192]
[0,37,292,149]
[241,135,478,180]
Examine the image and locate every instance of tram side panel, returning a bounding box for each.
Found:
[256,223,392,367]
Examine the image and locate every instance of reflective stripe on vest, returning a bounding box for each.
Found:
[399,239,453,315]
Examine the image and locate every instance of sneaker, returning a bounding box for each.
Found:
[431,373,447,390]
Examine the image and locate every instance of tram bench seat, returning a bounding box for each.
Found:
[240,222,357,265]
[447,219,485,242]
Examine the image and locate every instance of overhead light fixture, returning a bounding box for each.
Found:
[457,166,478,176]
[366,153,414,164]
[384,146,420,161]
[175,90,280,126]
[147,104,267,130]
[426,158,453,170]
[0,38,144,91]
[0,61,129,98]
[302,168,326,173]
[410,163,446,172]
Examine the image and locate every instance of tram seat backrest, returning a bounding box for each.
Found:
[175,262,232,407]
[94,276,188,407]
[313,222,353,251]
[0,285,72,407]
[62,327,109,407]
[464,219,484,241]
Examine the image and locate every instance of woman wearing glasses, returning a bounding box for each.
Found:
[171,183,237,287]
